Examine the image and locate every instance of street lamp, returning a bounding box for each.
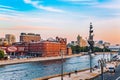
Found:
[60,49,64,80]
[102,44,105,59]
[98,59,106,80]
[110,51,112,61]
[88,22,94,73]
[88,49,92,73]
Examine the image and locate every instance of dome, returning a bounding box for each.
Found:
[47,37,56,41]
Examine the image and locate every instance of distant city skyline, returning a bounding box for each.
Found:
[0,0,120,44]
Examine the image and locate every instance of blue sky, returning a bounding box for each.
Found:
[0,0,120,44]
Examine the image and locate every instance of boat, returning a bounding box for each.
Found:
[91,53,95,57]
[112,48,120,61]
[118,48,120,55]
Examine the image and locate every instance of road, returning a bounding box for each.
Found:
[94,62,120,80]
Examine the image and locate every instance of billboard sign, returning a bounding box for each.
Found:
[7,46,17,52]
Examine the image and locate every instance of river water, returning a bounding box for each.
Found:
[0,53,115,80]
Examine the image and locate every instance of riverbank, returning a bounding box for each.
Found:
[0,52,117,66]
[0,54,83,66]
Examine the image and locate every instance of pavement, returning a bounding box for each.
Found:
[48,68,105,80]
[40,61,119,80]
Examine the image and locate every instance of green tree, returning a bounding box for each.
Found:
[70,45,76,53]
[103,47,111,52]
[0,50,5,59]
[75,45,81,53]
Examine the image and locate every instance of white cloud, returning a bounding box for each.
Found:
[61,0,120,9]
[94,0,120,9]
[60,0,98,5]
[24,0,65,13]
[95,4,120,9]
[61,0,94,1]
[0,7,26,19]
[0,8,17,13]
[0,5,13,9]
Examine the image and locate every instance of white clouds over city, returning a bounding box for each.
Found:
[24,0,65,13]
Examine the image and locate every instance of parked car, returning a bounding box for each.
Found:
[112,55,118,61]
[108,67,115,73]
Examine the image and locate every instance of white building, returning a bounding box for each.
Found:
[94,40,110,49]
[108,45,120,51]
[104,42,110,48]
[94,41,104,48]
[70,41,78,46]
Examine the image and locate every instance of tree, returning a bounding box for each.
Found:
[0,50,5,59]
[75,45,81,53]
[70,45,76,53]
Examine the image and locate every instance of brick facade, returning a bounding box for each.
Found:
[10,37,70,57]
[29,37,67,57]
[20,33,41,43]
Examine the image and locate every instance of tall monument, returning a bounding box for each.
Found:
[88,22,94,73]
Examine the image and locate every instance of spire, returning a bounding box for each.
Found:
[77,35,81,41]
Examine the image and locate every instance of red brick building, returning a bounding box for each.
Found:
[29,37,67,57]
[67,47,72,55]
[7,37,70,57]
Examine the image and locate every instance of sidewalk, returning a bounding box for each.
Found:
[35,67,107,80]
[48,68,106,80]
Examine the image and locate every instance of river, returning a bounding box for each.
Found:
[0,53,116,80]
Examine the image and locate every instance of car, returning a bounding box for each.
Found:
[108,67,115,73]
[112,55,119,61]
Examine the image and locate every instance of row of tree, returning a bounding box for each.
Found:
[70,45,111,54]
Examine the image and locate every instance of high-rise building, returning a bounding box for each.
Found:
[104,42,110,48]
[77,35,81,46]
[5,34,16,45]
[0,38,8,46]
[20,33,41,43]
[77,35,87,47]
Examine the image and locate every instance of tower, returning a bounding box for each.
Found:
[5,34,16,45]
[77,35,81,46]
[77,35,87,47]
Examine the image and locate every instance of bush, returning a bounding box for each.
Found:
[0,50,5,59]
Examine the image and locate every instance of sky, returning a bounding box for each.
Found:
[0,0,120,44]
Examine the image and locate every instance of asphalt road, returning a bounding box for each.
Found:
[94,64,120,80]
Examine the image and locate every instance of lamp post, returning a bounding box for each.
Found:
[103,44,105,59]
[98,59,105,80]
[89,49,92,73]
[88,22,94,73]
[60,50,64,80]
[110,51,112,61]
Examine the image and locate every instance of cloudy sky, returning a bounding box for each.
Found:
[0,0,120,44]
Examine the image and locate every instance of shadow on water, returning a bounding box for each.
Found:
[0,65,5,68]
